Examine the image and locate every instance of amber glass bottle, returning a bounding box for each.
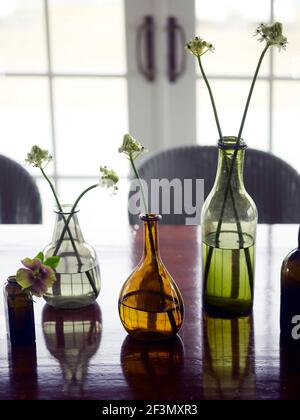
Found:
[280,227,300,341]
[118,214,184,341]
[4,275,35,345]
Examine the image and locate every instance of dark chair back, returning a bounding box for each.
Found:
[128,145,300,224]
[0,154,42,223]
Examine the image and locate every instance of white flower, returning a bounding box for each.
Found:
[185,37,215,57]
[99,166,119,193]
[255,22,287,51]
[25,145,52,168]
[118,133,147,160]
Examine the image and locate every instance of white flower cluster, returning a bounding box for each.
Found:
[25,145,52,168]
[99,166,119,193]
[118,133,147,160]
[255,22,287,51]
[185,37,215,57]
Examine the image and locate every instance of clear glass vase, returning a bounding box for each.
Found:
[118,214,184,341]
[43,205,101,309]
[201,137,257,318]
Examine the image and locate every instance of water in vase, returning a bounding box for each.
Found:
[44,264,101,309]
[202,231,254,318]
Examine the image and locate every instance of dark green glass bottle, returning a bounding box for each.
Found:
[280,228,300,399]
[280,227,300,342]
[4,275,35,345]
[201,137,257,318]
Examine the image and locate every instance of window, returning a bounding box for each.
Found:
[0,0,299,228]
[196,0,300,174]
[0,0,129,228]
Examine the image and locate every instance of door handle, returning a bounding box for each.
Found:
[167,16,186,82]
[136,15,156,82]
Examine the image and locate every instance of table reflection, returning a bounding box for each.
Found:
[121,335,184,399]
[280,335,300,399]
[8,344,38,400]
[202,314,256,399]
[42,303,102,395]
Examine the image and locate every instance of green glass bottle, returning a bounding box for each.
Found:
[201,137,257,318]
[280,227,300,342]
[280,227,300,399]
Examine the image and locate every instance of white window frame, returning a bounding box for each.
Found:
[125,0,196,152]
[4,0,128,193]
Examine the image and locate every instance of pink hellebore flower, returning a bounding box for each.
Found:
[16,257,56,297]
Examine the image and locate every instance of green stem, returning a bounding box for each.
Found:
[53,184,99,256]
[130,154,149,214]
[197,54,244,244]
[237,44,269,142]
[197,55,223,141]
[198,55,245,292]
[40,167,81,265]
[197,55,243,244]
[40,168,62,211]
[214,44,270,246]
[223,153,244,248]
[52,184,99,297]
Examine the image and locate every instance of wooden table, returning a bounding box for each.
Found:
[0,224,299,400]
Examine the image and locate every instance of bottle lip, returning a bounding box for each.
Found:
[7,275,16,283]
[139,213,162,222]
[218,136,247,150]
[53,204,79,215]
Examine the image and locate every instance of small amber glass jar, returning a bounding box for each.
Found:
[3,275,35,345]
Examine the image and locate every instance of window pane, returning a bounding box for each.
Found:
[49,0,126,74]
[53,77,128,176]
[196,0,270,76]
[57,178,129,235]
[274,0,300,77]
[0,77,52,175]
[197,79,269,150]
[273,81,300,172]
[0,0,47,72]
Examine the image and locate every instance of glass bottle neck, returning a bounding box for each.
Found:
[214,147,245,191]
[52,211,84,244]
[143,220,160,261]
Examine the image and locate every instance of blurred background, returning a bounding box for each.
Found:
[0,0,299,230]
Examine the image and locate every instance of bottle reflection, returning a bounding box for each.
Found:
[8,343,38,400]
[42,303,102,395]
[280,335,300,399]
[202,314,256,399]
[121,335,184,399]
